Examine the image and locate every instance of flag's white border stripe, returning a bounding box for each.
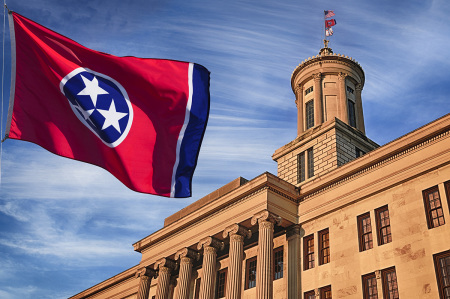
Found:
[170,63,193,198]
[5,12,16,136]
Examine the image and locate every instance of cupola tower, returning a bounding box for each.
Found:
[273,42,379,186]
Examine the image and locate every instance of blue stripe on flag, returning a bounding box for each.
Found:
[173,64,210,197]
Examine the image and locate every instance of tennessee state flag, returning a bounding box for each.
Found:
[6,12,210,198]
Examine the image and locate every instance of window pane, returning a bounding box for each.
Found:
[306,100,314,129]
[382,268,399,299]
[319,228,330,265]
[358,213,373,251]
[274,247,283,280]
[348,99,356,128]
[304,234,314,270]
[216,269,227,298]
[376,206,392,246]
[423,186,445,229]
[246,257,257,289]
[298,152,305,183]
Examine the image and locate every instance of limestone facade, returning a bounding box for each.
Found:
[69,47,450,299]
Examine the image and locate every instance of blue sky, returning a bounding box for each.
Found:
[1,0,449,298]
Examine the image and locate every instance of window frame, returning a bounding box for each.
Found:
[375,205,392,246]
[347,99,356,128]
[303,234,315,270]
[318,228,330,265]
[423,185,445,229]
[307,147,314,178]
[305,86,313,95]
[216,268,227,298]
[362,272,378,299]
[273,246,284,280]
[320,285,332,299]
[245,256,257,289]
[381,267,399,299]
[357,212,373,252]
[433,249,450,299]
[304,290,316,299]
[306,100,315,129]
[298,152,306,183]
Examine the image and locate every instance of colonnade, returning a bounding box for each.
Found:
[135,209,298,299]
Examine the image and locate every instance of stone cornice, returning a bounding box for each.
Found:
[133,173,298,253]
[291,54,364,90]
[68,265,139,299]
[299,113,450,201]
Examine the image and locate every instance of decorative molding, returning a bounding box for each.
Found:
[223,223,252,239]
[154,258,177,271]
[197,236,224,251]
[175,247,200,261]
[301,128,450,201]
[250,210,282,226]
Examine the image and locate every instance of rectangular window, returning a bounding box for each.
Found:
[375,205,392,245]
[274,246,283,280]
[358,212,373,251]
[245,257,257,289]
[423,186,445,229]
[319,228,330,265]
[348,99,356,128]
[347,86,354,94]
[305,86,313,95]
[304,290,316,299]
[303,234,315,270]
[320,285,332,299]
[356,147,365,158]
[216,268,227,298]
[306,100,314,129]
[307,147,314,178]
[362,272,378,299]
[381,267,399,299]
[194,278,201,299]
[298,152,306,183]
[434,250,450,299]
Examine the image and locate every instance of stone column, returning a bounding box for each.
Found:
[251,210,282,299]
[154,258,177,299]
[197,237,224,299]
[313,73,323,126]
[136,266,157,299]
[223,224,252,299]
[294,84,304,135]
[338,72,349,123]
[286,225,301,299]
[175,248,200,299]
[355,83,365,134]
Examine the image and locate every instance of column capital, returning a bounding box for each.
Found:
[175,247,200,261]
[313,72,322,81]
[250,210,282,226]
[294,84,303,95]
[223,223,252,239]
[338,72,348,81]
[286,224,302,239]
[355,83,363,91]
[197,236,224,252]
[135,266,157,279]
[154,257,178,272]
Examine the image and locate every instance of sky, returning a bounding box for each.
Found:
[0,0,449,298]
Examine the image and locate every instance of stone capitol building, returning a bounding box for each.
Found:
[70,44,450,299]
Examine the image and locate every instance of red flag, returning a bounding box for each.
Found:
[324,10,335,18]
[325,19,337,28]
[6,12,210,198]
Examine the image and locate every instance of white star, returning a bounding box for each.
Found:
[97,99,128,133]
[77,75,108,107]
